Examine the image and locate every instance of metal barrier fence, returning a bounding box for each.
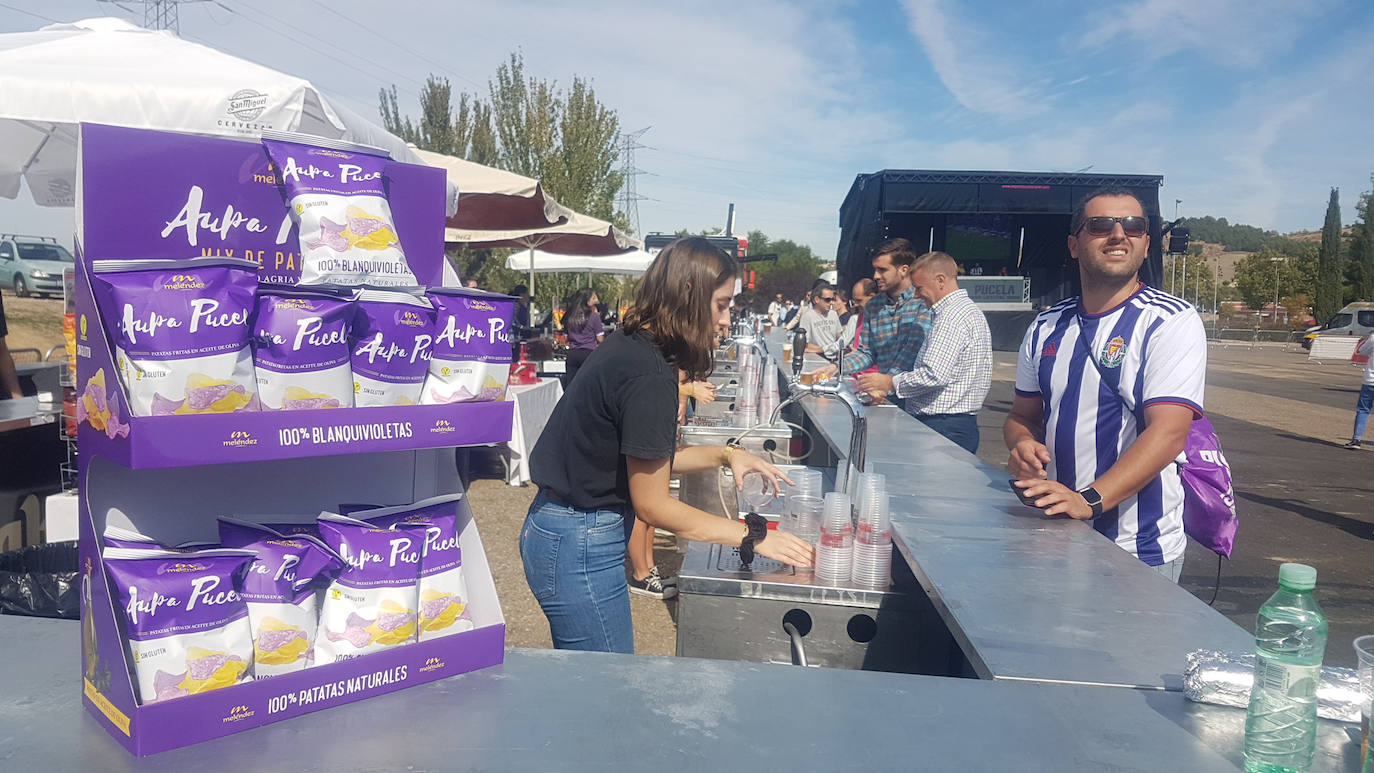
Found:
[1208,327,1306,350]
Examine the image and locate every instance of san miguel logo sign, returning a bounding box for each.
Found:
[226,89,269,121]
[220,89,273,132]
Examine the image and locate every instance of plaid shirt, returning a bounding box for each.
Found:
[892,289,991,415]
[842,285,931,389]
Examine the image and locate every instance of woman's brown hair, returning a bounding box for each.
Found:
[622,236,737,381]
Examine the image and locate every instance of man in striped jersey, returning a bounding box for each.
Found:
[1004,188,1206,582]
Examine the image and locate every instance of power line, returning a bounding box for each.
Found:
[305,0,483,91]
[97,0,208,33]
[0,2,56,22]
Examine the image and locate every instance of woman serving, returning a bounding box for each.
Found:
[520,237,814,653]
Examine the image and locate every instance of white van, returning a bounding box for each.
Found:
[1303,302,1374,348]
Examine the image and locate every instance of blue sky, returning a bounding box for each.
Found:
[2,0,1373,258]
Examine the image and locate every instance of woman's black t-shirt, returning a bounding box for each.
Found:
[529,329,678,510]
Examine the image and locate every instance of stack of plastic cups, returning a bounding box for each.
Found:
[852,472,887,529]
[852,485,892,590]
[781,469,823,540]
[815,492,854,584]
[757,356,778,424]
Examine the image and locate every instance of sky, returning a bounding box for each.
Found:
[2,0,1373,258]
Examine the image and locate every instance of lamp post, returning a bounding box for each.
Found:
[1270,256,1286,323]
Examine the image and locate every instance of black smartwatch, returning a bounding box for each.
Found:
[1078,486,1104,520]
[738,512,769,566]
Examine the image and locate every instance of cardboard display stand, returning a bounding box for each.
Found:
[73,124,512,755]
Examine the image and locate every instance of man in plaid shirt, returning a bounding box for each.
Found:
[857,251,991,453]
[814,238,931,409]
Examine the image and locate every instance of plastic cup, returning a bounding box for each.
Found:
[740,471,777,512]
[850,539,891,589]
[1356,635,1374,768]
[816,492,854,583]
[787,495,823,545]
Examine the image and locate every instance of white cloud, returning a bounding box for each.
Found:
[1084,0,1333,67]
[898,0,1048,118]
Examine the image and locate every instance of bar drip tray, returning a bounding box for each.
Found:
[714,545,795,576]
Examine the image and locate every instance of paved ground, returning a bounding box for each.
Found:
[473,342,1373,668]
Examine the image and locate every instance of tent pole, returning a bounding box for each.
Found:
[528,245,535,305]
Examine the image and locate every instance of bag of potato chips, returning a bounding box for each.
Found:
[91,257,260,417]
[262,137,418,288]
[352,494,474,641]
[102,547,256,704]
[350,290,435,407]
[422,288,514,404]
[313,512,421,664]
[252,286,355,410]
[217,518,343,677]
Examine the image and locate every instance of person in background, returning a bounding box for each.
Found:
[0,292,22,399]
[795,282,843,356]
[998,266,1010,276]
[464,278,481,289]
[767,293,785,326]
[563,287,605,384]
[509,284,535,337]
[812,239,931,405]
[521,237,813,652]
[969,262,985,276]
[781,298,799,327]
[844,278,877,357]
[1005,188,1205,582]
[731,293,749,326]
[1341,333,1374,449]
[857,252,990,453]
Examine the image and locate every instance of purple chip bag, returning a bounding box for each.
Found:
[102,524,167,550]
[261,137,418,288]
[350,290,435,407]
[352,494,473,640]
[422,288,515,404]
[102,547,256,704]
[90,257,260,417]
[217,518,343,676]
[313,512,421,663]
[252,286,356,411]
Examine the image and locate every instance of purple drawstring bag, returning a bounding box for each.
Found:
[1179,415,1238,557]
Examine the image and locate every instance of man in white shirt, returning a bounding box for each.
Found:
[767,293,785,326]
[1004,188,1206,582]
[856,252,991,452]
[795,283,843,356]
[1343,333,1374,448]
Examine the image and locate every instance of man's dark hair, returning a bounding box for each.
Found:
[510,284,528,297]
[733,292,748,307]
[1070,187,1148,235]
[872,237,919,268]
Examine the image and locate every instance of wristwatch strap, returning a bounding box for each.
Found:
[1078,486,1104,519]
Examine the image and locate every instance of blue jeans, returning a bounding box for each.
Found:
[519,491,633,653]
[915,412,980,454]
[1354,384,1374,440]
[1151,555,1185,584]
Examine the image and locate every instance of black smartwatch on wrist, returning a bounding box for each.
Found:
[738,512,769,566]
[1078,486,1104,520]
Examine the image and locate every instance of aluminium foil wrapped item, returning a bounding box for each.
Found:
[1183,649,1363,723]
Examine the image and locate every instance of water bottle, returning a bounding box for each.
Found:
[1243,563,1327,773]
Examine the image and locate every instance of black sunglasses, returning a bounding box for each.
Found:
[1078,216,1148,237]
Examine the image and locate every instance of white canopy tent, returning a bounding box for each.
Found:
[503,248,654,276]
[0,18,454,214]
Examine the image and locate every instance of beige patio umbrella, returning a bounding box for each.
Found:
[409,146,575,231]
[446,213,639,299]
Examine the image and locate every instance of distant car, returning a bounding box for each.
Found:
[0,234,73,298]
[1302,302,1374,349]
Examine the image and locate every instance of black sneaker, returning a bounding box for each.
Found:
[629,572,677,599]
[649,565,677,587]
[1342,439,1362,449]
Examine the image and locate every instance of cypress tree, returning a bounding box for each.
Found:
[1316,188,1343,320]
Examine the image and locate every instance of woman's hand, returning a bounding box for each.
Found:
[726,448,794,495]
[688,381,718,404]
[754,530,814,567]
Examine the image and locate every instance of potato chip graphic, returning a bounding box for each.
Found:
[281,385,341,410]
[344,205,386,237]
[364,599,416,646]
[419,589,467,633]
[325,611,375,649]
[307,216,350,253]
[348,226,397,252]
[254,617,310,666]
[394,395,416,406]
[176,646,247,695]
[153,669,190,701]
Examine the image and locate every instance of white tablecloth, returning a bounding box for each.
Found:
[505,378,564,486]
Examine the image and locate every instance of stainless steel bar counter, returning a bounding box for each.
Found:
[1,616,1359,771]
[773,350,1257,691]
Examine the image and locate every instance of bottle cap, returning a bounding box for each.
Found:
[1277,562,1317,591]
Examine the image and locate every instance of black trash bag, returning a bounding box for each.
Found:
[0,540,79,619]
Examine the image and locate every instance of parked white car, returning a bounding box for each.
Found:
[0,234,73,298]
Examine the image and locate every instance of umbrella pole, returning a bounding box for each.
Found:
[528,245,535,308]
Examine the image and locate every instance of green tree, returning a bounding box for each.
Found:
[1232,248,1318,312]
[1161,254,1218,311]
[1316,188,1344,319]
[745,230,823,303]
[1348,174,1374,301]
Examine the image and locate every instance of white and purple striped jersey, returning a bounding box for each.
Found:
[1014,284,1207,566]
